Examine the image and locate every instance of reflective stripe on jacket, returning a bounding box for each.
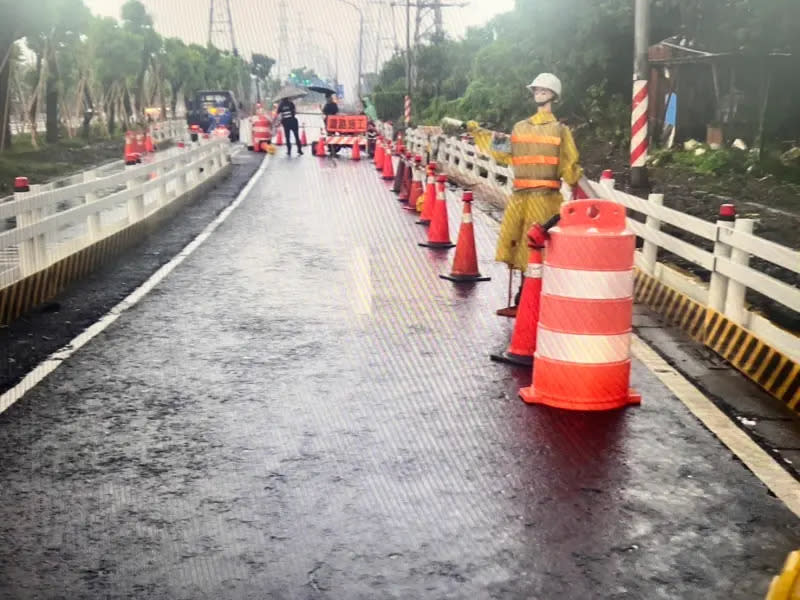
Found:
[510,120,562,190]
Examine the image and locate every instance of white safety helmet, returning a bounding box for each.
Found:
[527,73,562,99]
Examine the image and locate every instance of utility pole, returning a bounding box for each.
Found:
[278,0,289,83]
[631,0,650,189]
[405,0,411,99]
[208,0,238,56]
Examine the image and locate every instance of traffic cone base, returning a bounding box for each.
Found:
[418,241,455,249]
[415,218,431,225]
[496,306,518,318]
[519,360,641,410]
[490,350,533,367]
[440,272,491,283]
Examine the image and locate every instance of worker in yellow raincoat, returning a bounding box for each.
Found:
[466,73,583,315]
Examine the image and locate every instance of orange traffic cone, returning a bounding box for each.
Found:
[382,143,395,180]
[276,127,284,146]
[135,132,145,161]
[490,249,543,366]
[392,146,406,193]
[316,136,327,157]
[124,130,136,161]
[405,155,424,211]
[352,139,361,160]
[416,162,437,223]
[300,125,308,147]
[398,152,412,202]
[375,139,385,171]
[519,200,641,410]
[440,191,491,283]
[418,174,455,249]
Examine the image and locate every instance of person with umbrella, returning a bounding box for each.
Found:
[322,93,341,156]
[275,85,307,156]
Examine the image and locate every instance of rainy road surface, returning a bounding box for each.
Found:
[1,144,799,599]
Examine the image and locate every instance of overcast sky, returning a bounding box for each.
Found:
[83,0,514,98]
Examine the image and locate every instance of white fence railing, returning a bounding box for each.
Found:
[1,119,188,204]
[0,135,232,290]
[402,126,800,362]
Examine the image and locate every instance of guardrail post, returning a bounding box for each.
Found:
[641,193,663,275]
[708,204,736,311]
[83,170,102,241]
[27,184,49,270]
[156,163,168,206]
[125,165,145,223]
[723,217,754,325]
[15,185,39,276]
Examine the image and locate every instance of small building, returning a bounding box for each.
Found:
[647,36,791,150]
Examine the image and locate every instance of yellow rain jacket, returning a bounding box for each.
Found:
[467,113,582,270]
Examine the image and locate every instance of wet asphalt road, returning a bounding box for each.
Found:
[1,147,799,599]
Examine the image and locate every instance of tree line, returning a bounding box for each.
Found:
[0,0,277,150]
[370,0,800,145]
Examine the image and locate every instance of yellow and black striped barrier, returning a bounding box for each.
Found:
[633,268,800,414]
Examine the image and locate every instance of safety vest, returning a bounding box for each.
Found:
[510,119,562,191]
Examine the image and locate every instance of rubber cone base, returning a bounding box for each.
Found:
[418,241,455,249]
[519,386,641,410]
[415,218,431,225]
[440,273,491,283]
[496,306,518,318]
[490,350,533,367]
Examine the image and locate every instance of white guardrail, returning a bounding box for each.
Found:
[0,119,188,204]
[0,133,232,290]
[400,124,800,362]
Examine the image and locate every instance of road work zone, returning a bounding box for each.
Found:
[0,149,798,599]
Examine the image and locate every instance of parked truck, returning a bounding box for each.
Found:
[186,90,242,141]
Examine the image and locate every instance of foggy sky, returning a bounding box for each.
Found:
[82,0,514,99]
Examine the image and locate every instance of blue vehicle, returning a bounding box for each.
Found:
[186,90,241,141]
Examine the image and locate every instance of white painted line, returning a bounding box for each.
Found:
[631,335,800,517]
[0,154,270,416]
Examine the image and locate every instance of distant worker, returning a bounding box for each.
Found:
[277,96,302,156]
[467,73,583,316]
[322,93,341,156]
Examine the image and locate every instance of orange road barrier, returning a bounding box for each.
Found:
[405,155,424,212]
[490,248,542,366]
[392,146,406,193]
[441,190,491,283]
[382,142,395,180]
[135,131,145,161]
[124,131,136,162]
[352,138,361,160]
[519,199,641,410]
[418,174,455,249]
[417,162,437,224]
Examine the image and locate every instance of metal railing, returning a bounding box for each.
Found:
[402,125,800,362]
[0,135,232,290]
[1,119,188,204]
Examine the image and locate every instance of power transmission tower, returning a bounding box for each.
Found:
[277,0,289,82]
[208,0,238,56]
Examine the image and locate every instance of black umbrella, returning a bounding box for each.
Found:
[306,84,336,96]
